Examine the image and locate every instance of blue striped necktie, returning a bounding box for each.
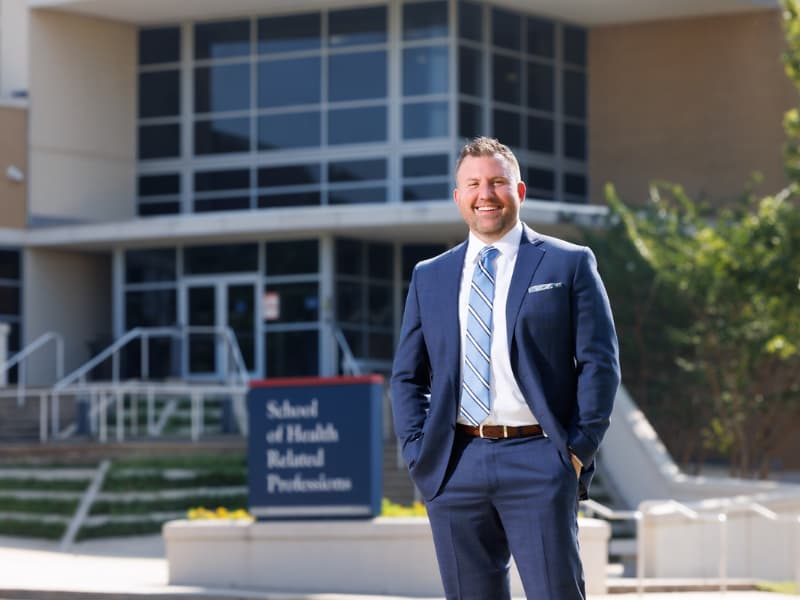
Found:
[460,245,499,425]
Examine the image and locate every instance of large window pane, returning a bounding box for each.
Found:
[329,6,387,47]
[265,330,318,377]
[0,250,20,280]
[564,26,587,66]
[492,109,520,148]
[194,19,250,59]
[329,52,387,101]
[266,240,319,275]
[564,173,587,201]
[194,118,250,154]
[139,70,180,118]
[125,289,177,327]
[493,54,521,104]
[184,244,258,274]
[367,243,393,279]
[337,281,364,323]
[139,27,180,65]
[264,282,319,323]
[194,63,250,113]
[403,182,449,202]
[403,101,448,139]
[336,239,362,276]
[329,187,387,204]
[195,169,250,192]
[403,46,448,96]
[527,116,554,154]
[458,1,482,42]
[259,164,320,187]
[125,249,177,283]
[259,192,320,208]
[563,69,586,118]
[527,62,554,112]
[402,243,446,280]
[138,174,180,197]
[258,58,320,107]
[258,112,320,150]
[459,101,483,138]
[258,13,321,54]
[0,285,19,315]
[403,1,448,40]
[564,123,586,160]
[527,167,555,200]
[139,202,180,216]
[526,17,554,58]
[368,284,392,326]
[459,45,483,97]
[139,124,180,159]
[194,195,250,213]
[329,159,386,182]
[492,8,521,51]
[329,106,386,144]
[403,154,448,177]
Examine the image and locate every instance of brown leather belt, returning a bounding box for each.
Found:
[457,423,543,439]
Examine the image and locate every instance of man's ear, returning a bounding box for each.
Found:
[517,180,526,204]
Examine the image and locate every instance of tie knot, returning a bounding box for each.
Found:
[479,245,498,263]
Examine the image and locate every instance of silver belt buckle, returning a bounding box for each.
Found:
[479,423,486,438]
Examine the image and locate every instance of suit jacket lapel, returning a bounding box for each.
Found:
[506,225,545,347]
[435,242,467,380]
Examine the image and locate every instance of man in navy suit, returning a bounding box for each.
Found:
[391,137,620,600]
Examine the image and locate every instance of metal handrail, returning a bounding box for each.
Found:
[0,332,64,406]
[333,327,361,376]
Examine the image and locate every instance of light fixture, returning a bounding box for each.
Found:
[6,165,24,183]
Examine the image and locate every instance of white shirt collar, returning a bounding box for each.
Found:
[466,221,524,264]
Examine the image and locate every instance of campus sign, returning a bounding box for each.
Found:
[247,375,383,519]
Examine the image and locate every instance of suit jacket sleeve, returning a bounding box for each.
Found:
[566,247,620,468]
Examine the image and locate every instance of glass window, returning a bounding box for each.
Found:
[259,192,321,208]
[403,46,448,96]
[194,19,251,60]
[336,239,362,276]
[329,52,387,101]
[265,330,318,377]
[259,164,320,188]
[266,240,319,275]
[402,243,445,280]
[563,69,586,118]
[493,109,520,148]
[564,26,587,66]
[138,174,180,197]
[459,101,483,138]
[527,116,554,154]
[0,285,19,315]
[258,112,320,150]
[194,195,251,212]
[493,54,521,104]
[0,250,20,280]
[459,45,483,97]
[368,332,394,360]
[527,62,554,112]
[139,70,180,118]
[526,17,554,59]
[329,6,387,47]
[138,124,180,159]
[458,1,482,42]
[336,280,364,323]
[403,1,448,40]
[194,118,250,155]
[184,243,259,274]
[329,187,387,205]
[492,8,521,51]
[125,249,177,283]
[403,154,448,178]
[264,282,319,323]
[194,64,250,113]
[258,13,321,54]
[195,169,250,192]
[403,101,448,139]
[329,159,386,182]
[139,202,180,216]
[403,182,449,201]
[368,283,392,326]
[564,123,586,160]
[564,173,587,201]
[367,242,393,279]
[139,27,180,65]
[125,289,177,328]
[329,106,386,145]
[527,167,555,200]
[258,57,321,107]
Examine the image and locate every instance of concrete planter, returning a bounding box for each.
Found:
[164,516,609,596]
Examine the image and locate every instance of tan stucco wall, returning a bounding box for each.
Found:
[590,9,798,207]
[28,10,136,222]
[0,104,26,228]
[23,248,111,384]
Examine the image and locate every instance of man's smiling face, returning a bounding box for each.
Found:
[453,153,526,244]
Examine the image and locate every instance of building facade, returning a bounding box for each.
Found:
[0,0,793,385]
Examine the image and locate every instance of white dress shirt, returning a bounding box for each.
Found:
[457,221,539,426]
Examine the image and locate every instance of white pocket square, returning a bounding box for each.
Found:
[528,282,564,293]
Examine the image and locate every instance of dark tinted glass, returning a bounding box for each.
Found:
[336,239,362,275]
[459,45,483,97]
[492,109,520,148]
[329,187,387,204]
[367,243,392,279]
[184,243,259,274]
[266,240,319,275]
[194,118,250,154]
[403,182,449,202]
[194,196,251,213]
[264,282,319,322]
[403,1,448,40]
[527,167,555,194]
[0,250,20,280]
[564,173,587,199]
[0,285,19,315]
[493,54,521,104]
[194,20,250,59]
[336,280,364,322]
[329,159,386,182]
[340,327,364,357]
[259,192,321,208]
[403,101,448,139]
[258,112,320,150]
[527,62,554,111]
[564,123,586,160]
[194,169,250,192]
[194,64,250,113]
[329,6,387,47]
[402,244,445,280]
[138,124,180,159]
[125,290,177,328]
[259,164,320,187]
[258,57,321,107]
[125,249,177,283]
[526,17,554,58]
[458,1,482,42]
[139,202,180,216]
[329,106,386,144]
[138,174,180,196]
[459,101,483,138]
[368,284,392,326]
[527,116,554,153]
[564,26,587,66]
[139,27,180,65]
[139,70,180,118]
[403,46,448,96]
[403,154,448,177]
[258,13,321,54]
[563,69,586,118]
[329,52,387,101]
[492,8,520,51]
[266,330,318,377]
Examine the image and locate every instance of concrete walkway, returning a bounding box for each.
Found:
[0,535,795,600]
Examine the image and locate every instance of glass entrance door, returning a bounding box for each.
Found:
[185,280,258,379]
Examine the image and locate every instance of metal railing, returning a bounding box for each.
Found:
[0,332,64,405]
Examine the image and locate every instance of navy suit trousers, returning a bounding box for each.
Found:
[425,431,585,600]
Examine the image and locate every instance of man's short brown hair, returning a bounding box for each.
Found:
[455,137,522,182]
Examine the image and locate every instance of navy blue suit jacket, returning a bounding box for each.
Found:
[390,225,621,501]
